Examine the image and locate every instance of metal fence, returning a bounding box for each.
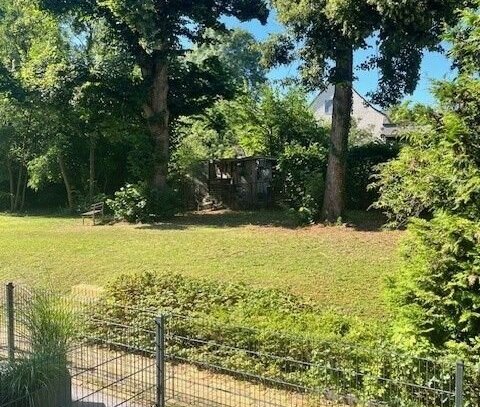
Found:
[0,283,468,407]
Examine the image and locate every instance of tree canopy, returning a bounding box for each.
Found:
[0,0,271,211]
[39,0,269,191]
[268,0,472,221]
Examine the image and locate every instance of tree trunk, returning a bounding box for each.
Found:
[142,56,169,191]
[58,154,74,211]
[7,159,15,212]
[13,164,23,212]
[89,134,96,202]
[321,46,354,222]
[20,172,27,212]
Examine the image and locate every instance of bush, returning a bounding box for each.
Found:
[107,182,179,223]
[389,213,480,352]
[276,143,327,223]
[347,142,399,211]
[387,213,480,405]
[88,272,468,406]
[92,271,382,350]
[372,76,480,227]
[107,182,150,223]
[370,128,456,227]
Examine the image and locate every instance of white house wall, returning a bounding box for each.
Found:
[311,85,393,140]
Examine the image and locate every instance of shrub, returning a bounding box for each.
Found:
[372,75,480,227]
[347,142,399,211]
[370,128,456,227]
[107,182,179,223]
[87,272,466,406]
[386,213,480,405]
[389,213,480,352]
[92,271,382,350]
[276,143,327,223]
[107,182,149,222]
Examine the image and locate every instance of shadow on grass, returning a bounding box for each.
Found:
[3,208,389,232]
[135,210,299,231]
[136,209,388,232]
[344,210,388,232]
[0,209,78,219]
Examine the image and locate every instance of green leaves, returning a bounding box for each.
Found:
[271,0,470,105]
[390,214,480,350]
[447,1,480,74]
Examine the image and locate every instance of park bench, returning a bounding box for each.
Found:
[81,202,104,225]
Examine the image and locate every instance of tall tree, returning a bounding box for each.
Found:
[40,0,269,192]
[269,0,471,222]
[69,19,141,203]
[0,0,73,211]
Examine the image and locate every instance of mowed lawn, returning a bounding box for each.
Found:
[0,211,402,320]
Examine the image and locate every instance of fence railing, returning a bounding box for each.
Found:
[0,283,470,407]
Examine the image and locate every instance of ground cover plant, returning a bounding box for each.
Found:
[0,210,401,320]
[86,271,462,407]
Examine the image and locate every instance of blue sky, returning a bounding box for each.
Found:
[224,14,456,106]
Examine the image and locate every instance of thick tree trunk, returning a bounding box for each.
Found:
[89,134,96,202]
[321,47,354,222]
[143,56,169,191]
[58,154,74,210]
[7,159,14,212]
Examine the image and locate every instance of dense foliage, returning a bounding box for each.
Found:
[39,0,269,193]
[372,77,480,226]
[0,0,269,213]
[376,3,480,376]
[173,86,331,222]
[107,183,150,223]
[267,0,469,221]
[389,214,480,352]
[89,271,472,406]
[346,143,399,211]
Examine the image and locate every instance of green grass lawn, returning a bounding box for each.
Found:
[0,210,402,320]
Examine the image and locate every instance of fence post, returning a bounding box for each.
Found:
[156,315,166,407]
[455,360,464,407]
[6,282,15,363]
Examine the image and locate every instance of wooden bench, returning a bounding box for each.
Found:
[81,202,104,225]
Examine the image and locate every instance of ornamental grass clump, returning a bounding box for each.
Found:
[0,291,76,406]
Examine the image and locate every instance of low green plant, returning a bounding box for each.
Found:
[87,272,463,406]
[107,182,179,223]
[96,272,480,404]
[107,182,150,223]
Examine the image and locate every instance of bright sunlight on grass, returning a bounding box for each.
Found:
[0,211,402,320]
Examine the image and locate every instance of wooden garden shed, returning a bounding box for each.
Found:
[206,156,275,209]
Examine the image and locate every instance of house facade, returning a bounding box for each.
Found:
[311,85,398,141]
